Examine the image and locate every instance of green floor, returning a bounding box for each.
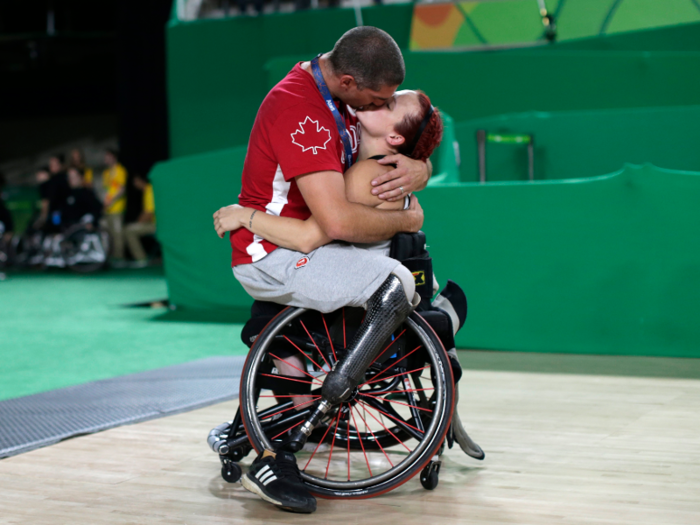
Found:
[2,268,698,402]
[0,267,248,401]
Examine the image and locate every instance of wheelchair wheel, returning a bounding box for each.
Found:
[61,225,108,273]
[239,306,455,499]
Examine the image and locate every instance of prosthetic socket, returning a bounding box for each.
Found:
[322,273,414,405]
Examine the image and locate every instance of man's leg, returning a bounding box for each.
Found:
[124,221,156,263]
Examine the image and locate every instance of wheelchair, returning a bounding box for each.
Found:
[12,215,109,273]
[209,233,484,498]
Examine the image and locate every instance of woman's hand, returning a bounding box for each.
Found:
[406,194,424,232]
[372,155,431,201]
[213,204,251,238]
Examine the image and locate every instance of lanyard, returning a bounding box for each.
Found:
[310,56,354,169]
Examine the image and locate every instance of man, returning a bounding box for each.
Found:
[102,149,128,266]
[215,27,431,513]
[124,175,156,268]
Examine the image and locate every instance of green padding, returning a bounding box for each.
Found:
[264,49,700,131]
[167,4,413,157]
[150,146,252,310]
[401,51,700,124]
[420,164,700,357]
[454,105,700,182]
[151,149,700,357]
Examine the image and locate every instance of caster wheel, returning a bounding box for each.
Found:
[221,460,242,483]
[420,460,441,490]
[230,444,252,462]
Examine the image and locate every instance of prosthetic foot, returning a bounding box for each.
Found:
[282,273,415,452]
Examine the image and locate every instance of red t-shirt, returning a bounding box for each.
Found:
[230,63,359,266]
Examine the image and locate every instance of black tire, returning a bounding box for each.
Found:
[420,461,440,490]
[221,459,242,483]
[239,306,455,499]
[61,226,108,273]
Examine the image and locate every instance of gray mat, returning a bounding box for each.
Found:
[0,356,246,458]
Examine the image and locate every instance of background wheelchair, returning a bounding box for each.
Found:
[12,216,110,273]
[209,235,484,498]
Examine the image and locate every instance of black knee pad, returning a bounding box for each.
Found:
[322,273,412,404]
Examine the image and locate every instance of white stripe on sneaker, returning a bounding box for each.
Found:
[255,465,270,479]
[258,470,275,484]
[262,475,278,486]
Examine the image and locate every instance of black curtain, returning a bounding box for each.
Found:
[115,0,171,223]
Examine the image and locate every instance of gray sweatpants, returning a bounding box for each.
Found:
[233,242,400,313]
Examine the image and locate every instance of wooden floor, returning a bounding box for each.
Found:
[1,368,699,525]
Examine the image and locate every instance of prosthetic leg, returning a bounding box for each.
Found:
[282,272,415,452]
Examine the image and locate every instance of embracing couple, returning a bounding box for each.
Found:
[214,27,444,513]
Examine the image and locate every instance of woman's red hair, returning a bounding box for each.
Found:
[394,92,443,162]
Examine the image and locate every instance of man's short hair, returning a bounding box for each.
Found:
[328,26,405,91]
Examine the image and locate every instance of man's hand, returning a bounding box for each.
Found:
[372,155,431,201]
[213,204,247,238]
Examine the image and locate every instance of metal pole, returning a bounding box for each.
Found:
[477,130,486,183]
[528,136,535,181]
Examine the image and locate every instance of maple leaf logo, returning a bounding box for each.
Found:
[290,117,332,154]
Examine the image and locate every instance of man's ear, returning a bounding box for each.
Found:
[338,75,358,91]
[387,134,406,147]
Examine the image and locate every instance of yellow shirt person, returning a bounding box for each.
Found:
[102,150,127,261]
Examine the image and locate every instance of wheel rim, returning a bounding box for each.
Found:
[243,307,450,491]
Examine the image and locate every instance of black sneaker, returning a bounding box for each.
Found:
[241,450,317,513]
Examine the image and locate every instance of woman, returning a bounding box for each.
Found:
[213,89,443,250]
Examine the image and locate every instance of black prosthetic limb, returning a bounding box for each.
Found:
[281,274,413,452]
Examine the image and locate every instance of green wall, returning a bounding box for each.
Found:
[151,149,700,358]
[453,105,700,182]
[167,4,413,157]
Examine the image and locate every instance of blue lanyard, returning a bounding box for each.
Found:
[310,56,354,169]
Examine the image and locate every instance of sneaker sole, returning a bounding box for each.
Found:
[241,474,314,514]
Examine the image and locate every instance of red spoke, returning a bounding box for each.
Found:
[357,401,411,453]
[359,392,432,412]
[325,406,344,479]
[361,345,423,386]
[350,407,373,476]
[321,313,337,363]
[260,373,317,386]
[304,410,341,471]
[299,320,332,371]
[270,419,304,441]
[281,337,327,375]
[261,398,320,420]
[362,366,431,387]
[342,308,346,348]
[269,353,323,384]
[368,329,407,368]
[347,416,351,481]
[358,400,425,434]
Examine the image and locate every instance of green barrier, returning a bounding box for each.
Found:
[454,105,700,182]
[150,148,700,357]
[150,146,252,311]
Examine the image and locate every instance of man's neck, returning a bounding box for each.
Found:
[301,53,342,99]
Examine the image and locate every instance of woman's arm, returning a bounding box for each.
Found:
[213,204,331,254]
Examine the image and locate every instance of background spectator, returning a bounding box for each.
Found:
[67,148,94,188]
[39,155,71,233]
[102,149,127,265]
[124,175,156,268]
[62,168,103,230]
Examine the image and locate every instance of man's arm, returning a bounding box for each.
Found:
[296,170,423,242]
[372,156,432,201]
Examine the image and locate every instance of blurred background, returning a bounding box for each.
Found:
[2,0,700,402]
